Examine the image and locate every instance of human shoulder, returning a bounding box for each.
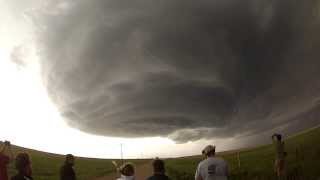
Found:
[61,164,74,171]
[216,157,228,165]
[199,158,209,165]
[196,159,207,171]
[206,157,227,166]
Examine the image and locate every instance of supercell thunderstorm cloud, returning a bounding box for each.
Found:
[29,0,320,142]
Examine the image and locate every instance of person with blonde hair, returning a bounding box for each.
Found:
[117,163,135,180]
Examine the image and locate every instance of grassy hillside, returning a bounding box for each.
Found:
[0,144,148,180]
[165,127,320,180]
[2,126,320,180]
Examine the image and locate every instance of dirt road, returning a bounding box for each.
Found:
[94,161,153,180]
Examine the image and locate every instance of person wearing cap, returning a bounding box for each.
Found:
[146,158,170,180]
[0,141,14,180]
[60,154,76,180]
[11,152,33,180]
[117,162,135,180]
[195,145,228,180]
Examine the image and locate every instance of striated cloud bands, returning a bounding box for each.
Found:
[21,0,320,142]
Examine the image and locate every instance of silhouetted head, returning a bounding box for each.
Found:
[152,159,165,174]
[15,153,32,176]
[276,134,282,141]
[202,145,216,157]
[65,154,75,166]
[119,163,135,176]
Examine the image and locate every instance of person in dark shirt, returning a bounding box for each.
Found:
[11,153,33,180]
[60,154,76,180]
[147,158,170,180]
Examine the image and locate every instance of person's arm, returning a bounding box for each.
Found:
[72,167,76,180]
[195,164,203,180]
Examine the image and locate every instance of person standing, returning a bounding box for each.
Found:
[195,145,228,180]
[60,154,76,180]
[0,141,14,180]
[11,152,33,180]
[272,133,286,179]
[147,158,170,180]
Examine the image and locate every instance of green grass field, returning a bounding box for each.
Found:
[165,127,320,180]
[0,144,148,180]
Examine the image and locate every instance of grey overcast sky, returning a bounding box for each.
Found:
[1,0,320,158]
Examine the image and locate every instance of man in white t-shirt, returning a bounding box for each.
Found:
[195,145,229,180]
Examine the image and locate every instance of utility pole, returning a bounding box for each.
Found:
[237,151,241,169]
[120,143,124,165]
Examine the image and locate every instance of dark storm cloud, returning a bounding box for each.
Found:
[33,0,320,142]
